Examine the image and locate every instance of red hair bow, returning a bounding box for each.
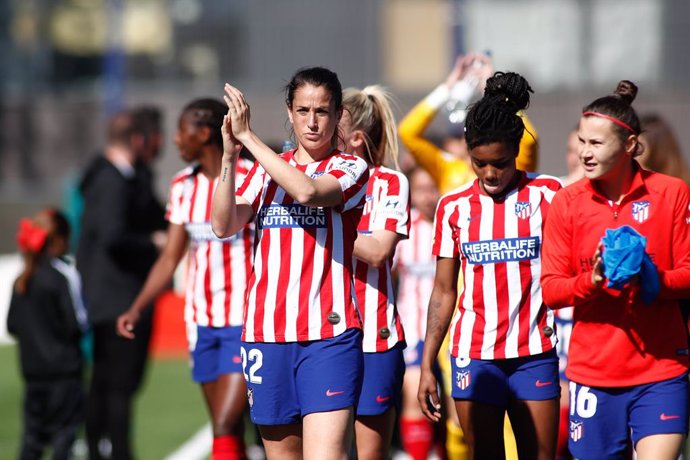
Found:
[16,218,48,253]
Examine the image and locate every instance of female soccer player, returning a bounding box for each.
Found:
[339,85,409,460]
[541,81,690,460]
[394,167,443,460]
[211,67,369,460]
[117,99,253,459]
[418,71,562,460]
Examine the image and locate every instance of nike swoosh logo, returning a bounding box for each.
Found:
[326,389,345,397]
[660,413,680,421]
[535,380,553,387]
[376,395,391,403]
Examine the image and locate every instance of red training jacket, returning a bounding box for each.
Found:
[542,164,690,387]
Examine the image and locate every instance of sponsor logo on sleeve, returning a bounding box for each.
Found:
[461,237,540,264]
[332,159,361,181]
[379,198,406,219]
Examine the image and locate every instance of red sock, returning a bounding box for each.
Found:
[400,418,434,460]
[556,406,570,460]
[212,435,246,460]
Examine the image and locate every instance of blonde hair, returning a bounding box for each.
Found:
[342,85,399,169]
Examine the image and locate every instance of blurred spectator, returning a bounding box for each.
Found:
[8,208,88,460]
[76,109,166,460]
[561,127,584,186]
[398,52,539,196]
[638,112,690,184]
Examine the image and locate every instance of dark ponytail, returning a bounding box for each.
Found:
[582,80,641,144]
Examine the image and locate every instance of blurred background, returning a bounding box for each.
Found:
[1,0,689,456]
[0,0,690,253]
[2,0,690,256]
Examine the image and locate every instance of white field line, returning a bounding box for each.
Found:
[165,423,212,460]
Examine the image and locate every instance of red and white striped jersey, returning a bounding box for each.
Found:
[166,158,255,328]
[394,208,435,350]
[433,171,562,359]
[353,166,410,352]
[237,149,369,343]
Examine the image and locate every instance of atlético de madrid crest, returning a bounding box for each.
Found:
[456,370,471,390]
[570,420,583,442]
[515,202,532,219]
[632,201,650,223]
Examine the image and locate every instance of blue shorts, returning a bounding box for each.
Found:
[357,343,405,416]
[568,373,690,459]
[242,328,364,425]
[403,340,424,367]
[450,349,559,407]
[188,324,243,383]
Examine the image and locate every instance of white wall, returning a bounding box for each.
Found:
[0,254,22,344]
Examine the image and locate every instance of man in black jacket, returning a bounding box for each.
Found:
[77,109,166,460]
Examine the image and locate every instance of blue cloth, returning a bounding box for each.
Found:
[602,226,645,289]
[601,225,659,303]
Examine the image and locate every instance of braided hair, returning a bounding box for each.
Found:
[464,71,533,155]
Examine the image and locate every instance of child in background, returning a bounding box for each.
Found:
[8,208,88,460]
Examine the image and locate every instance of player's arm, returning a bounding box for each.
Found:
[211,111,255,239]
[516,111,539,172]
[418,256,458,422]
[659,185,690,298]
[541,191,602,307]
[117,223,189,338]
[353,230,402,268]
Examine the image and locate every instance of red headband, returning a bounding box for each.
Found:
[582,111,636,135]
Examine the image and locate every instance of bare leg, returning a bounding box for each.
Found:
[303,407,355,460]
[200,373,247,436]
[454,399,505,460]
[355,407,396,460]
[258,423,302,460]
[635,434,684,460]
[507,398,559,460]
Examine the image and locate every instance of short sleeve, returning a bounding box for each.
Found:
[237,161,266,214]
[368,172,410,237]
[432,197,459,258]
[326,155,370,212]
